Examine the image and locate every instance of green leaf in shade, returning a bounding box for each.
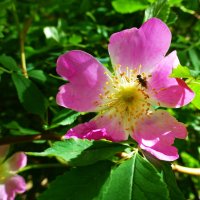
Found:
[37,152,171,200]
[143,152,185,200]
[38,161,113,200]
[188,48,200,71]
[188,79,200,109]
[162,163,186,200]
[170,65,192,78]
[29,69,47,83]
[181,152,200,168]
[168,0,183,6]
[12,73,47,117]
[70,140,127,166]
[144,0,170,22]
[112,0,148,14]
[47,109,81,129]
[0,54,19,71]
[68,34,82,45]
[97,153,169,200]
[4,121,40,135]
[167,11,178,25]
[28,139,127,166]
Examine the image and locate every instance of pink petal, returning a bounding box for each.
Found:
[5,175,26,199]
[0,184,8,200]
[108,18,171,72]
[133,110,187,161]
[140,144,179,161]
[0,145,9,159]
[65,112,128,142]
[56,50,108,112]
[64,121,111,141]
[7,152,27,172]
[148,51,194,107]
[94,112,129,142]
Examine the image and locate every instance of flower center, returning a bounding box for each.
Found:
[119,86,135,103]
[95,65,153,133]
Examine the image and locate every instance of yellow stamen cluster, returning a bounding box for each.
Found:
[95,65,153,134]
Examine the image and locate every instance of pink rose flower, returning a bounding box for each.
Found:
[56,18,194,161]
[0,145,27,200]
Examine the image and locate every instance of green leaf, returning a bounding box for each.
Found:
[4,121,40,135]
[38,161,112,200]
[12,73,47,117]
[29,69,47,83]
[112,0,148,14]
[181,152,200,168]
[144,0,170,22]
[170,65,192,78]
[28,139,127,166]
[47,109,81,129]
[143,152,185,200]
[0,54,19,71]
[28,139,93,160]
[188,48,200,71]
[0,0,12,10]
[162,163,186,200]
[70,141,127,166]
[97,153,169,200]
[68,34,82,45]
[188,79,200,109]
[167,11,178,25]
[168,0,183,6]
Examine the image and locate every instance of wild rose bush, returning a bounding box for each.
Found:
[57,18,194,161]
[0,0,200,200]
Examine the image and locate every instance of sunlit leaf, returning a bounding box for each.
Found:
[144,0,170,22]
[170,65,192,78]
[97,153,169,200]
[28,139,127,166]
[189,79,200,109]
[112,0,148,14]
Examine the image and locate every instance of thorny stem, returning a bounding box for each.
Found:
[0,133,63,145]
[12,2,31,78]
[172,164,200,176]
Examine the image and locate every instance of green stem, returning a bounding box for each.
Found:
[18,163,67,173]
[0,133,63,145]
[183,40,200,52]
[0,67,12,74]
[12,1,29,78]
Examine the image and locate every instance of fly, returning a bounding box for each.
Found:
[136,74,147,88]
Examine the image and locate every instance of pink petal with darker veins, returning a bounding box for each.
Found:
[65,121,110,141]
[7,152,27,172]
[148,51,194,107]
[0,176,26,200]
[133,110,187,161]
[108,18,171,73]
[56,50,108,112]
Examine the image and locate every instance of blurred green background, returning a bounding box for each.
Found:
[0,0,199,199]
